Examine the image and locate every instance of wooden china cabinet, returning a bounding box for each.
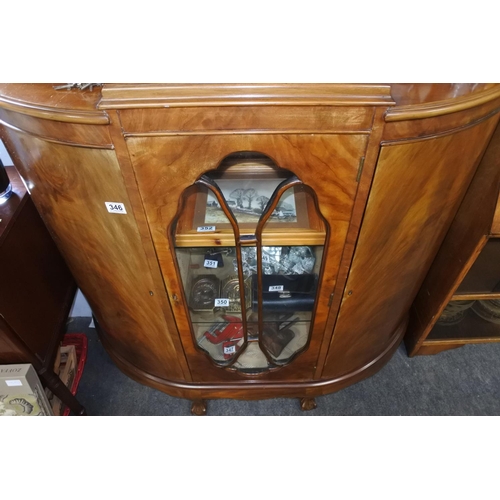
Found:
[405,120,500,356]
[0,83,499,414]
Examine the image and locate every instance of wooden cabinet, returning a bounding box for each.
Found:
[0,165,85,415]
[405,121,500,356]
[1,83,499,412]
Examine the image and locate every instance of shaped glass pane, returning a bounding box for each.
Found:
[172,152,327,371]
[258,185,326,364]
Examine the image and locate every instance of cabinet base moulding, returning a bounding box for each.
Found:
[95,316,406,402]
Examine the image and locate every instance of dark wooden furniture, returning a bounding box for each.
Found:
[405,121,500,356]
[1,84,499,414]
[0,165,85,415]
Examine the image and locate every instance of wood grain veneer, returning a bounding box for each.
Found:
[127,131,367,383]
[1,83,499,407]
[323,115,500,376]
[406,119,500,356]
[118,106,375,135]
[0,129,187,381]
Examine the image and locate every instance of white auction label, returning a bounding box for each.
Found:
[204,259,218,269]
[6,380,23,387]
[105,202,127,214]
[262,254,270,263]
[269,285,284,292]
[224,345,236,355]
[197,225,216,232]
[214,298,230,307]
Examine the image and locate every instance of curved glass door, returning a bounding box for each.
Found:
[174,179,248,367]
[172,153,327,372]
[255,182,326,366]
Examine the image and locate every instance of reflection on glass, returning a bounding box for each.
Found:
[455,239,500,294]
[429,298,500,342]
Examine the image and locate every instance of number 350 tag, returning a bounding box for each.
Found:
[105,202,127,214]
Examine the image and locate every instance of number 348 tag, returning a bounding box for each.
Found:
[105,202,127,214]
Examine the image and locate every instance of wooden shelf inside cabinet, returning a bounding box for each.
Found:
[451,292,500,301]
[174,229,327,248]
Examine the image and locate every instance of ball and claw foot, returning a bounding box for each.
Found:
[300,397,317,411]
[191,400,207,416]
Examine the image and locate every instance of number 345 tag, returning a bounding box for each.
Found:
[105,202,127,214]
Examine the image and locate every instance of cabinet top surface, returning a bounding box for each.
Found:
[0,83,499,122]
[0,84,103,111]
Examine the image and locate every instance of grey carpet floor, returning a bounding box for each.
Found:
[66,317,500,416]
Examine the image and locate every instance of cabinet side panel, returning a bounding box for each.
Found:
[323,115,500,377]
[405,120,500,355]
[0,128,186,381]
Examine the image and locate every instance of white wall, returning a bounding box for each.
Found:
[1,139,93,318]
[0,140,13,165]
[69,290,93,318]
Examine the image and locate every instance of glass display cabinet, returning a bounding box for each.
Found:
[1,84,500,414]
[172,154,326,372]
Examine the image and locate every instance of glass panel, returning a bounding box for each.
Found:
[207,176,286,226]
[456,239,500,294]
[174,184,232,247]
[172,153,327,371]
[233,343,270,374]
[175,246,245,366]
[258,185,326,364]
[428,298,500,341]
[256,246,324,363]
[239,246,259,341]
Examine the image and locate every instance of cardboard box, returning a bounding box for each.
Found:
[0,364,53,416]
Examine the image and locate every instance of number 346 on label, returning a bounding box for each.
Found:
[105,202,127,214]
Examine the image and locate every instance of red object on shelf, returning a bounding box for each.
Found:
[61,333,88,416]
[203,315,245,344]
